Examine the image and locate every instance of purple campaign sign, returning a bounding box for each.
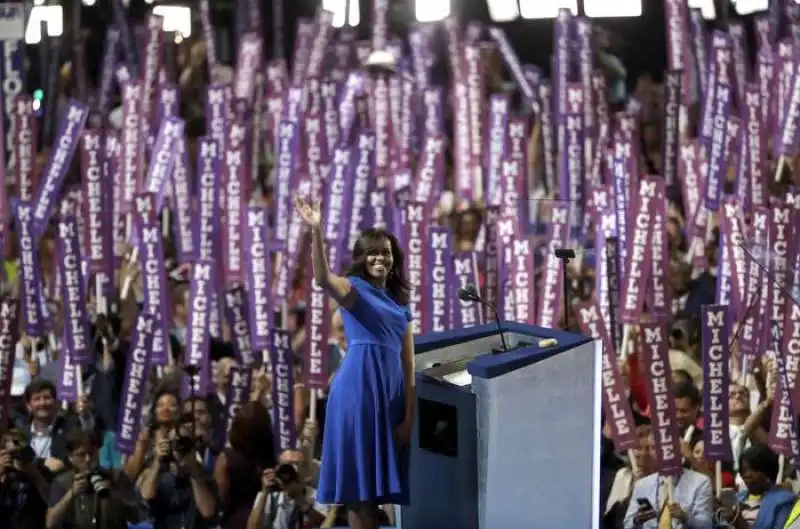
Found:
[422,227,453,334]
[32,101,89,238]
[619,179,658,325]
[182,259,215,398]
[134,193,171,367]
[145,116,185,208]
[224,285,256,366]
[270,330,297,454]
[701,305,733,461]
[323,147,355,272]
[639,322,683,476]
[244,206,272,354]
[56,217,92,366]
[115,313,155,454]
[13,201,44,337]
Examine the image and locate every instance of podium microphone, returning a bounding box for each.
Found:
[458,284,509,353]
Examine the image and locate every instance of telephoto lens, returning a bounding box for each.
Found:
[88,470,111,498]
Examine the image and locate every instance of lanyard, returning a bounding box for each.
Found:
[655,472,683,511]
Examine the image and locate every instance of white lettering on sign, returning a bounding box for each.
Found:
[405,202,425,332]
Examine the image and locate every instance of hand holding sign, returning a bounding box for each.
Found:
[294,196,321,228]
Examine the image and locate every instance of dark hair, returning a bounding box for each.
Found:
[740,444,779,479]
[24,379,57,402]
[228,401,276,469]
[65,429,100,454]
[674,381,701,406]
[345,228,411,305]
[149,388,181,426]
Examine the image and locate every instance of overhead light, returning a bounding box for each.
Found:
[584,0,642,17]
[33,0,45,6]
[487,0,520,22]
[687,0,716,19]
[322,0,360,28]
[519,0,577,19]
[732,0,767,15]
[25,6,64,45]
[82,0,97,6]
[152,5,192,38]
[415,0,450,21]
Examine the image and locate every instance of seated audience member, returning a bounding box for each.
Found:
[138,413,218,529]
[14,380,100,471]
[691,441,736,493]
[605,422,658,528]
[214,402,276,529]
[0,428,50,529]
[623,464,713,528]
[247,464,327,529]
[721,445,794,529]
[46,429,140,529]
[673,381,703,453]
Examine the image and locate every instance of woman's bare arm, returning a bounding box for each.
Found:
[311,226,355,309]
[212,451,230,506]
[401,325,416,423]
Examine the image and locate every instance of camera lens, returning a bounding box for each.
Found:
[89,472,110,498]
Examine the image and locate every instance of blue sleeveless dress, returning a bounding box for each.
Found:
[317,276,411,505]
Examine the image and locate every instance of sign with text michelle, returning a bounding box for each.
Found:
[576,301,636,451]
[32,101,89,239]
[701,305,733,461]
[181,259,215,398]
[244,205,272,354]
[639,321,682,476]
[270,329,297,455]
[618,179,658,324]
[56,217,92,366]
[0,297,19,432]
[115,313,155,454]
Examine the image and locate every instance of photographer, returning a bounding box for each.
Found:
[46,429,140,529]
[246,464,326,529]
[0,428,50,529]
[137,413,218,529]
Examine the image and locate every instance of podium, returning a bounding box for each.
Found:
[399,322,602,529]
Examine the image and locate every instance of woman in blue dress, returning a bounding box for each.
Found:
[295,197,416,529]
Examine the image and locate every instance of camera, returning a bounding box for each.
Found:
[171,435,195,457]
[87,469,111,498]
[10,445,35,466]
[268,463,299,493]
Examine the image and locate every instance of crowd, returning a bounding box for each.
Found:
[0,3,799,529]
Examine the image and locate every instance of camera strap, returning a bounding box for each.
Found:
[263,492,279,529]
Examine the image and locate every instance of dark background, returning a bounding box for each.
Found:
[34,0,757,92]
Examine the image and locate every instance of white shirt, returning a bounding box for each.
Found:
[30,422,54,459]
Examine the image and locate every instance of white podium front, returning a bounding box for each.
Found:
[400,321,603,529]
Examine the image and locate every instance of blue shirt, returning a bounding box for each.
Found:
[623,470,713,529]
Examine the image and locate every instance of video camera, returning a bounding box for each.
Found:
[4,435,35,469]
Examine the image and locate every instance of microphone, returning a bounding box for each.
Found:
[553,248,577,330]
[458,284,509,353]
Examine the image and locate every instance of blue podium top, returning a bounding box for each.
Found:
[414,321,592,379]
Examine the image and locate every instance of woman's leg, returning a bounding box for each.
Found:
[346,502,379,529]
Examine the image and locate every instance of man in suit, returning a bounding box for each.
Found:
[623,467,713,529]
